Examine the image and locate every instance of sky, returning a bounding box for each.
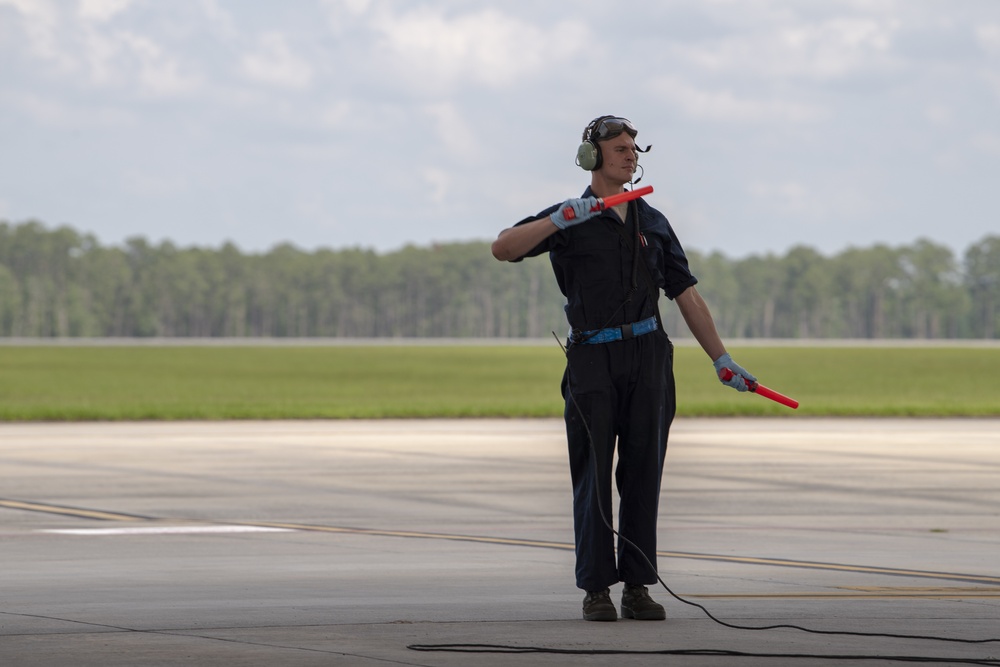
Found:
[1,0,999,260]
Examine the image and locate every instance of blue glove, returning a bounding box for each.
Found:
[712,353,757,392]
[550,197,600,229]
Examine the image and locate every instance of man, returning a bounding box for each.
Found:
[491,115,756,622]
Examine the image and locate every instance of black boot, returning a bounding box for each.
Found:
[582,588,617,621]
[621,583,666,620]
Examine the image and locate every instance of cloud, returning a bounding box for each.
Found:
[663,8,904,82]
[983,70,1000,102]
[972,132,1000,157]
[366,5,589,89]
[421,102,478,161]
[197,0,238,40]
[320,100,352,127]
[0,0,74,71]
[642,7,910,124]
[2,89,134,128]
[78,0,131,23]
[746,180,812,215]
[119,32,202,96]
[776,17,899,77]
[923,105,952,125]
[320,0,372,23]
[241,32,313,88]
[78,23,119,84]
[421,167,451,205]
[650,75,827,123]
[976,23,1000,54]
[122,171,191,198]
[1,0,200,95]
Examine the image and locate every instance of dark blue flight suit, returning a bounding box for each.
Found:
[513,187,698,591]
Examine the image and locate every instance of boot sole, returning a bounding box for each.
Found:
[583,610,618,621]
[621,606,666,621]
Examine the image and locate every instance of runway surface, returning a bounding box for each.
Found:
[2,418,999,666]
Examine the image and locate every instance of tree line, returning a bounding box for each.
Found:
[1,220,998,339]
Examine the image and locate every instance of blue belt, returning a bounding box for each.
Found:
[572,316,659,345]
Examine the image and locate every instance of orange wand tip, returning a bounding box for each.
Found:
[718,368,799,410]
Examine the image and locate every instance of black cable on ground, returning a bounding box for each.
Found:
[406,645,1000,665]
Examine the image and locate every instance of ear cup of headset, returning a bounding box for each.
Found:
[576,140,601,171]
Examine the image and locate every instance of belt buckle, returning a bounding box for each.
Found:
[621,323,634,340]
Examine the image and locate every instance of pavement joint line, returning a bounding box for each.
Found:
[0,498,154,522]
[0,610,140,633]
[8,497,1000,588]
[39,525,296,536]
[146,630,423,664]
[0,612,420,665]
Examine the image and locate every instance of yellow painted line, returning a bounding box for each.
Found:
[0,499,150,522]
[41,525,294,536]
[243,521,574,550]
[844,586,996,592]
[657,551,1000,586]
[241,521,1000,587]
[691,589,1000,600]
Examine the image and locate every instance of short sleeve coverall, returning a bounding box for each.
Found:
[514,187,698,592]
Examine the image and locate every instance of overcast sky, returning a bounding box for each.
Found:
[2,0,998,259]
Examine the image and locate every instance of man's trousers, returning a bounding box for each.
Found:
[562,330,675,592]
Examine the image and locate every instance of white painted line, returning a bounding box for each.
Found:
[39,525,296,536]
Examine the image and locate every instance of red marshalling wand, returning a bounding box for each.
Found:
[719,368,799,409]
[561,185,654,221]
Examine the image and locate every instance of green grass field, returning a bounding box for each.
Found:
[0,344,997,421]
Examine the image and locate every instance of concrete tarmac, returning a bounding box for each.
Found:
[1,418,999,666]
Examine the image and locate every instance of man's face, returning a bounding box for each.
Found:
[598,132,638,184]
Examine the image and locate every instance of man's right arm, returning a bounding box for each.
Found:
[491,217,558,262]
[491,196,600,262]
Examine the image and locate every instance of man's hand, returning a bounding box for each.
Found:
[713,353,757,392]
[550,197,600,229]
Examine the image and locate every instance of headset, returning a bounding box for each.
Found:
[576,115,652,173]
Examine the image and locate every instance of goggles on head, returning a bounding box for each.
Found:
[586,116,638,142]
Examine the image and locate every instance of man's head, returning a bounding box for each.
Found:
[577,115,639,186]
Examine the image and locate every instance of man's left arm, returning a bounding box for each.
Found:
[675,286,757,392]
